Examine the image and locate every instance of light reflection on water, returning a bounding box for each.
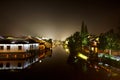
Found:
[0,49,52,70]
[0,46,120,80]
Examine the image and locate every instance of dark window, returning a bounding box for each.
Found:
[0,46,4,50]
[30,45,33,49]
[34,45,36,48]
[18,46,22,50]
[18,63,22,67]
[6,63,10,67]
[0,63,3,67]
[7,46,10,50]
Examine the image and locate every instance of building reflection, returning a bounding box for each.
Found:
[0,49,52,70]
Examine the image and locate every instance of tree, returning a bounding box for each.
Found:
[73,31,81,51]
[81,21,85,35]
[105,29,115,55]
[98,33,107,50]
[67,31,81,52]
[99,29,117,55]
[66,21,89,54]
[80,21,89,52]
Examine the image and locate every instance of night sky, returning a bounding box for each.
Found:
[0,0,120,40]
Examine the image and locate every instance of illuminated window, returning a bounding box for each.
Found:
[0,46,4,50]
[18,46,22,50]
[7,46,10,50]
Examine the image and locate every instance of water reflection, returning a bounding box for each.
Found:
[67,52,111,80]
[0,49,52,70]
[67,53,88,71]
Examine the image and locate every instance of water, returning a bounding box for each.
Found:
[0,45,117,80]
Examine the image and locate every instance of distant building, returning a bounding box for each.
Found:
[33,37,52,50]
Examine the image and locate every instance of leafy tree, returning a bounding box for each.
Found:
[66,21,89,54]
[99,29,118,55]
[80,22,89,52]
[105,29,116,55]
[67,31,81,53]
[99,33,106,50]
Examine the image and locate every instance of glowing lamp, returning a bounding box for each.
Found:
[78,53,88,60]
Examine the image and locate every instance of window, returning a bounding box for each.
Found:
[0,46,4,50]
[34,45,36,48]
[7,46,10,50]
[30,45,33,49]
[18,63,22,67]
[18,46,22,50]
[0,63,3,67]
[6,63,10,67]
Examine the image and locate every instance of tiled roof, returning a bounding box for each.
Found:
[0,39,37,44]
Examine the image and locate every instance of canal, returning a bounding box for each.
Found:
[0,45,119,80]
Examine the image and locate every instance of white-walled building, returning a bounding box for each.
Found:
[0,37,40,70]
[0,39,39,59]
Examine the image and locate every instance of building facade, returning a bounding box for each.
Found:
[0,38,40,70]
[0,39,39,59]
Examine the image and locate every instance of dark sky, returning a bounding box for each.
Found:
[0,0,120,40]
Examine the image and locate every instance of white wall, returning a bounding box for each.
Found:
[0,43,39,53]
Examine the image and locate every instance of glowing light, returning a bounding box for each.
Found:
[39,60,42,63]
[64,45,67,48]
[78,53,88,60]
[11,41,15,44]
[65,48,70,53]
[65,40,68,44]
[91,47,94,51]
[96,37,99,41]
[95,47,98,53]
[74,56,77,59]
[94,41,97,46]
